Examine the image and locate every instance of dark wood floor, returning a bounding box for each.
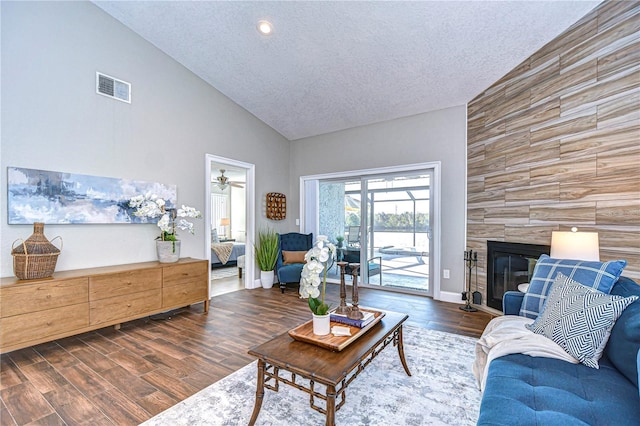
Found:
[0,278,493,425]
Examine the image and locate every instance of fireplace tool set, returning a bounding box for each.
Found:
[460,249,479,312]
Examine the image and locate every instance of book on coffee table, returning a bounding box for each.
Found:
[330,309,376,328]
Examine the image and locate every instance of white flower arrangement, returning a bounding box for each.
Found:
[129,193,201,241]
[299,235,336,315]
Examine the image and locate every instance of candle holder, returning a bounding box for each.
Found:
[347,263,364,320]
[335,261,350,315]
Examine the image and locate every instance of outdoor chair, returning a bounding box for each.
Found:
[347,226,360,247]
[343,248,382,285]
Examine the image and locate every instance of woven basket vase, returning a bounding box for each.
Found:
[12,222,62,280]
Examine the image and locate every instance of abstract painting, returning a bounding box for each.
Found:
[7,167,177,224]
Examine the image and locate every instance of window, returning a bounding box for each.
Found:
[211,193,227,235]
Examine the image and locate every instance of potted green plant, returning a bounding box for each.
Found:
[335,235,344,248]
[255,228,279,288]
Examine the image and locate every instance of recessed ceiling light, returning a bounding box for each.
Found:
[257,20,273,35]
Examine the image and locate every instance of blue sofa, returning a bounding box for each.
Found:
[478,276,640,425]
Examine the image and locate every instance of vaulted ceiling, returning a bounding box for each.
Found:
[94,1,601,141]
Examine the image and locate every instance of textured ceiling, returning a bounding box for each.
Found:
[94,1,601,141]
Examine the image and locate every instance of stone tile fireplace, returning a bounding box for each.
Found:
[486,241,549,311]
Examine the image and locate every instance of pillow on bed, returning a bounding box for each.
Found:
[282,250,307,265]
[211,228,220,244]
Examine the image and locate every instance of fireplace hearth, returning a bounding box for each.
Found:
[486,241,550,311]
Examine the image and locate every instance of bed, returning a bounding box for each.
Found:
[211,242,246,268]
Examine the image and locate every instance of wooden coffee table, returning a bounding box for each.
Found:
[247,310,411,426]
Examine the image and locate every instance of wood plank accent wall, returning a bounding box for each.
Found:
[467,0,640,310]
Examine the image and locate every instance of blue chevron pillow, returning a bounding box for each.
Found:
[526,272,638,369]
[519,254,626,319]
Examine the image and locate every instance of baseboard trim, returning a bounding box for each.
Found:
[438,290,465,304]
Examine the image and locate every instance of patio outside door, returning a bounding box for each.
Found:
[317,170,433,296]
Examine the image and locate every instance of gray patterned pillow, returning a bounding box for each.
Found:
[525,272,638,369]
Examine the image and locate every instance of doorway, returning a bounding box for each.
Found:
[205,154,256,294]
[301,163,439,297]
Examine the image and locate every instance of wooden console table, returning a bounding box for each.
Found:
[0,257,209,354]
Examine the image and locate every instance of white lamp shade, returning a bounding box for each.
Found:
[550,231,600,261]
[219,218,230,226]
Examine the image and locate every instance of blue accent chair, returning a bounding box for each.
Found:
[276,232,313,293]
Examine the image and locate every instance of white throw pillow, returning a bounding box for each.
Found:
[525,272,638,368]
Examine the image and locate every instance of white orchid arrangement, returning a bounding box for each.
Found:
[299,235,336,315]
[129,193,201,241]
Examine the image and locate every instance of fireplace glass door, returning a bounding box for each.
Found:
[486,241,550,311]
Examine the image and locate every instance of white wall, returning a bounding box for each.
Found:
[289,106,468,294]
[0,1,292,277]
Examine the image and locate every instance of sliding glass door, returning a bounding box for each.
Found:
[315,169,433,296]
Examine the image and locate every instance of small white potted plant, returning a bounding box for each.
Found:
[299,236,336,335]
[129,193,201,263]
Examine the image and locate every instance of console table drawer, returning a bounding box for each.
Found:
[1,304,89,347]
[89,269,162,300]
[163,262,207,288]
[90,289,162,326]
[1,277,88,317]
[163,283,208,308]
[1,258,207,353]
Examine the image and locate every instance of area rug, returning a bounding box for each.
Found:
[141,327,480,425]
[210,266,239,280]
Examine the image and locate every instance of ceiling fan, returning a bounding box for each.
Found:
[214,169,245,190]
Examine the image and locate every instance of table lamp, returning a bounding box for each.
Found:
[550,227,599,261]
[219,217,230,239]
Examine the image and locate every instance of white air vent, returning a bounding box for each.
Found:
[96,72,131,103]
